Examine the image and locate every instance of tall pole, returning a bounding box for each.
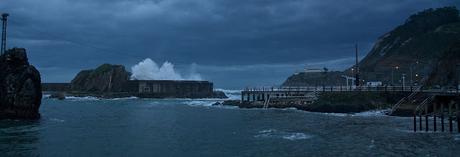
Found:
[410,65,413,87]
[355,44,360,87]
[1,13,8,55]
[392,66,399,86]
[402,73,406,90]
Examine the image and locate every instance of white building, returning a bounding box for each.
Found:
[366,81,383,87]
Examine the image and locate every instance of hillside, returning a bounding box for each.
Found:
[283,71,345,86]
[283,7,460,86]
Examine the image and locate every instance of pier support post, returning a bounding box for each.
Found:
[419,112,422,131]
[456,103,459,133]
[425,114,429,132]
[425,105,429,132]
[449,103,453,132]
[434,103,437,132]
[441,103,445,132]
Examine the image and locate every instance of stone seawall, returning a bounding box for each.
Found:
[44,80,227,99]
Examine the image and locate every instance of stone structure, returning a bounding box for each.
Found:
[0,48,42,119]
[123,80,214,98]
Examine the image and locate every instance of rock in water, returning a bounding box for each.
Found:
[0,48,42,119]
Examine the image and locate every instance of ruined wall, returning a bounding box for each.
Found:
[127,80,214,98]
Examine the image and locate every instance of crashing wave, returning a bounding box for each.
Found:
[215,88,241,100]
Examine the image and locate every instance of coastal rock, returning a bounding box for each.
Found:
[49,92,66,100]
[0,48,42,119]
[71,64,130,92]
[212,91,228,99]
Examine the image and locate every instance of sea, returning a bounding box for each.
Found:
[1,89,460,157]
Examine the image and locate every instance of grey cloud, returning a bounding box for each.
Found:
[1,0,459,88]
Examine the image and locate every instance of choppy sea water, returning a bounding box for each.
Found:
[1,94,460,157]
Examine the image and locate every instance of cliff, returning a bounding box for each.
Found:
[357,6,460,84]
[0,48,42,119]
[425,42,460,87]
[71,64,130,92]
[283,7,460,86]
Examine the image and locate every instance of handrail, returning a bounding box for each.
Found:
[243,85,460,94]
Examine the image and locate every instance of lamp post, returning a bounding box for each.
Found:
[456,64,460,93]
[402,73,406,90]
[392,65,399,85]
[410,60,420,87]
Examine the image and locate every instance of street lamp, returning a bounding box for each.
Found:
[402,73,406,90]
[392,65,399,85]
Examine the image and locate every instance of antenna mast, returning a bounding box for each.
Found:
[1,13,9,55]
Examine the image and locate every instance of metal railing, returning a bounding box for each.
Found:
[243,85,460,94]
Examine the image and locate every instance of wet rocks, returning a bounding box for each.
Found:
[0,48,42,119]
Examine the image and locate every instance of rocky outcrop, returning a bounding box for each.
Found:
[283,71,344,86]
[0,48,42,119]
[71,64,130,92]
[212,91,228,99]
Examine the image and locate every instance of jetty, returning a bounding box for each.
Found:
[242,85,460,133]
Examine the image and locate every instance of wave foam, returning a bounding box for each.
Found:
[215,89,241,100]
[108,96,139,100]
[183,100,219,107]
[255,129,312,141]
[312,109,389,117]
[49,118,65,123]
[65,96,100,101]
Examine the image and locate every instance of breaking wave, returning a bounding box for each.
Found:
[65,96,100,101]
[183,100,220,107]
[130,58,202,80]
[216,89,241,100]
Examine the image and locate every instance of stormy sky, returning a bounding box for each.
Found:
[1,0,459,89]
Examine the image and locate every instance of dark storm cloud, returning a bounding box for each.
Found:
[1,0,459,88]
